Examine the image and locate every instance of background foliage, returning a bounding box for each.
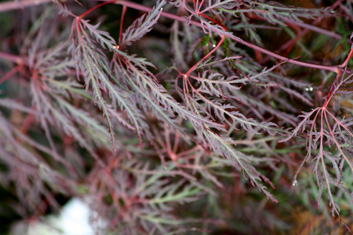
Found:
[1,0,353,234]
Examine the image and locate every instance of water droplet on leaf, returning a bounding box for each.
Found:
[292,180,297,187]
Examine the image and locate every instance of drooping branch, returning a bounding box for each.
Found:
[0,0,51,12]
[0,0,350,75]
[102,0,345,75]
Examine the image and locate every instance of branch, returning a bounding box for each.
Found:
[0,51,27,65]
[114,0,339,73]
[281,17,342,41]
[0,0,347,74]
[0,0,51,13]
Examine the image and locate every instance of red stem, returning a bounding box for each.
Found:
[21,110,36,134]
[79,0,117,18]
[184,10,226,75]
[119,5,127,43]
[186,35,225,76]
[323,46,353,108]
[341,46,353,68]
[0,65,20,84]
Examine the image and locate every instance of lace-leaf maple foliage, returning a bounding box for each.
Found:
[0,0,353,233]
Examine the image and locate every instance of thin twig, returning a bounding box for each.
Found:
[112,0,340,73]
[0,0,51,12]
[0,0,348,74]
[0,51,26,64]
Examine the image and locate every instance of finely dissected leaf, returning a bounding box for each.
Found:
[2,0,353,233]
[202,0,241,15]
[206,131,278,203]
[192,71,245,96]
[71,18,148,144]
[121,58,223,132]
[282,104,353,215]
[121,0,166,46]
